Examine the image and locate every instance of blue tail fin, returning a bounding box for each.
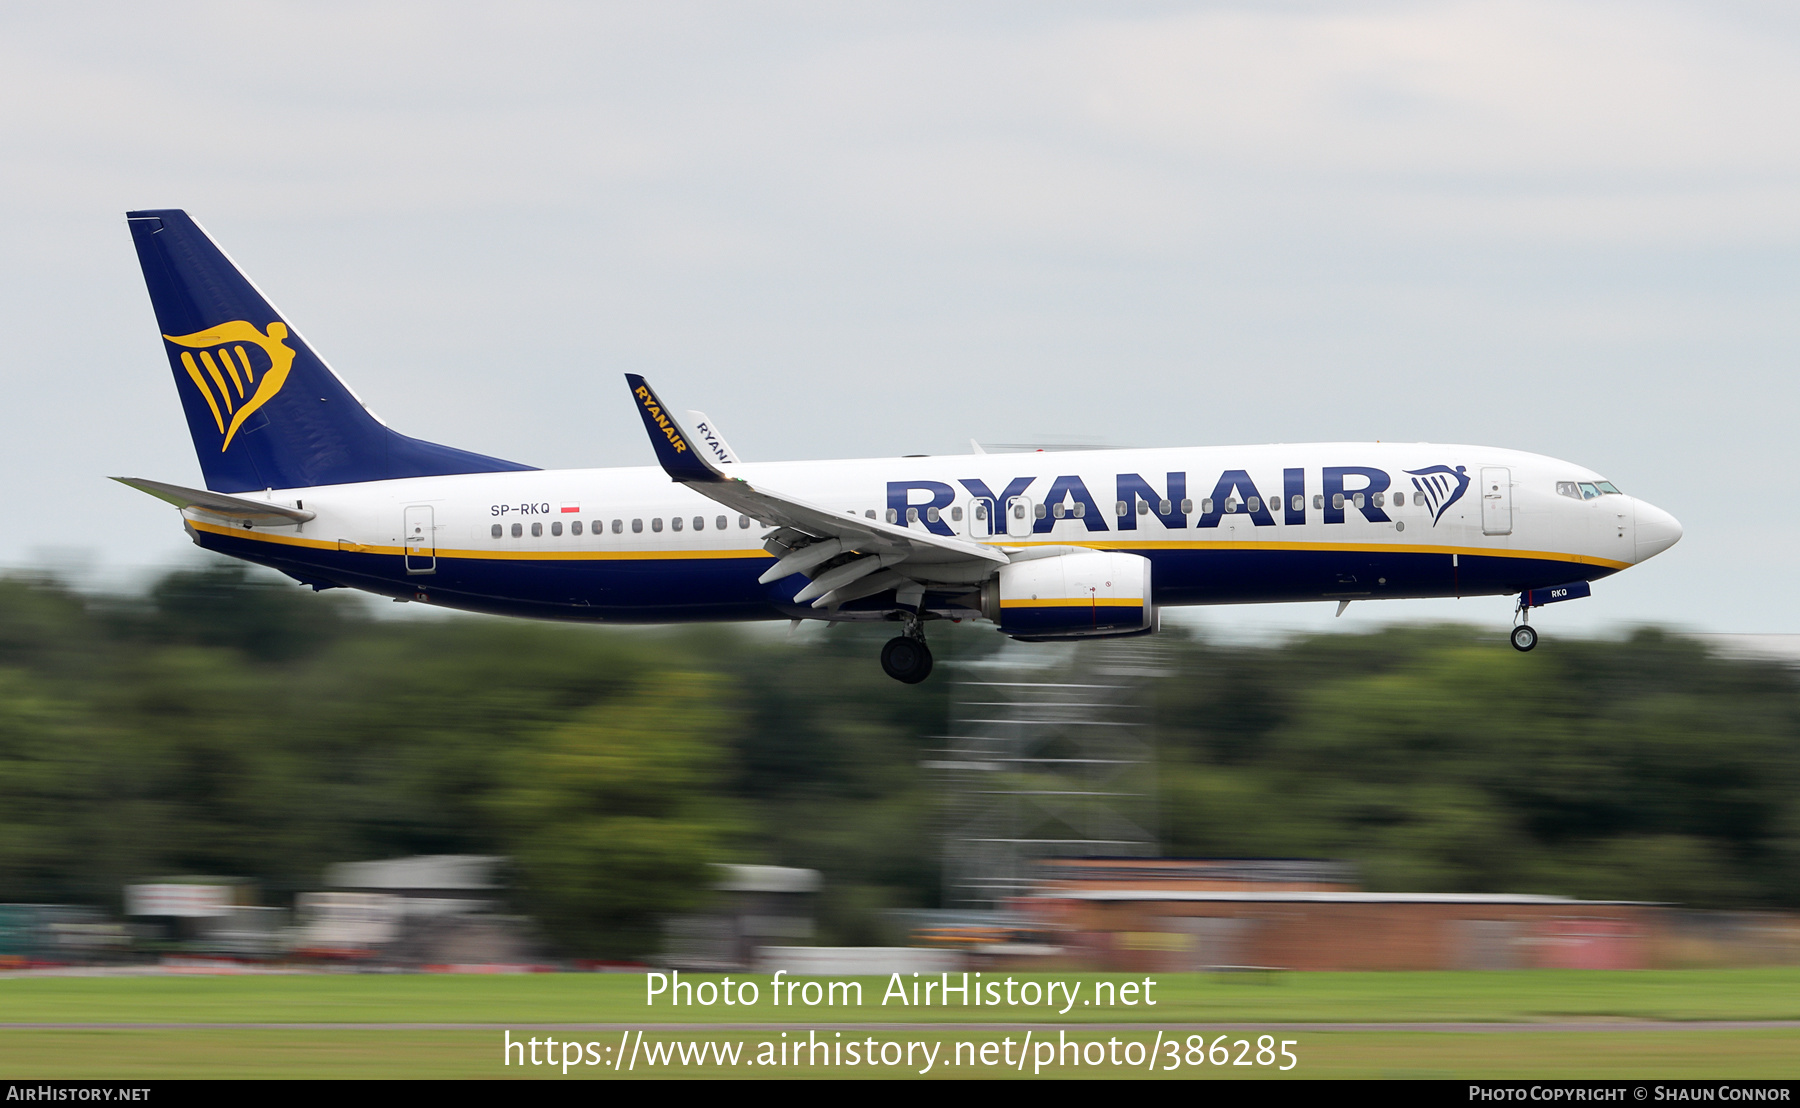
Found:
[127,209,535,492]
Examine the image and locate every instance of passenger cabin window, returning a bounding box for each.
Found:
[1246,496,1261,512]
[1332,493,1345,509]
[511,523,522,538]
[716,516,727,530]
[1201,498,1214,514]
[491,524,503,539]
[632,519,643,533]
[1224,499,1237,513]
[1034,503,1047,519]
[671,516,683,532]
[572,521,583,536]
[864,509,875,519]
[1052,503,1065,519]
[531,522,543,537]
[613,519,624,534]
[551,521,562,536]
[887,509,899,523]
[1313,494,1324,509]
[927,506,941,523]
[740,515,752,528]
[1137,501,1150,516]
[974,504,987,520]
[1292,494,1305,512]
[693,516,704,531]
[652,518,663,532]
[1392,492,1403,507]
[951,506,962,521]
[1180,498,1193,514]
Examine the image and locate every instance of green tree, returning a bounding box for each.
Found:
[486,672,740,957]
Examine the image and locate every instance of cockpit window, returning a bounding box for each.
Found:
[1596,481,1622,495]
[1556,482,1581,500]
[1578,482,1600,499]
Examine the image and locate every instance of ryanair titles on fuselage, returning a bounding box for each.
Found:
[889,462,1467,535]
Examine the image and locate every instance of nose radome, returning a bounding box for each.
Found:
[1634,500,1682,562]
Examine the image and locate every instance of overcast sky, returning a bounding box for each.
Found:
[2,1,1795,637]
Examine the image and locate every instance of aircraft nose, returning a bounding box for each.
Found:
[1634,499,1682,562]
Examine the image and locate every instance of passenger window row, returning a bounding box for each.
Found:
[490,514,751,539]
[781,487,1433,538]
[870,489,1424,529]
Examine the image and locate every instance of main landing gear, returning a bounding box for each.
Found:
[880,617,933,684]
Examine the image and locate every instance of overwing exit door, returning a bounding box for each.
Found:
[960,498,995,538]
[1005,495,1035,538]
[404,505,436,574]
[1480,468,1513,536]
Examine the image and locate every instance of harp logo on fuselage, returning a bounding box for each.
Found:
[163,321,296,451]
[1404,465,1471,526]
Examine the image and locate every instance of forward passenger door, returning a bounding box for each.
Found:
[1480,468,1512,536]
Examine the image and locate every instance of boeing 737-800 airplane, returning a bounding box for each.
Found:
[116,210,1682,682]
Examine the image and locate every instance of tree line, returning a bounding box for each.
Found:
[0,563,1792,957]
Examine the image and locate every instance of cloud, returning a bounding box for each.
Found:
[6,1,1800,245]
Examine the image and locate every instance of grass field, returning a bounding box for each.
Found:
[2,969,1797,1078]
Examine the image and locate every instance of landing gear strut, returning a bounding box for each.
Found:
[880,617,933,684]
[1510,597,1538,652]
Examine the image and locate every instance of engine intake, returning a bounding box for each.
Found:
[983,550,1153,641]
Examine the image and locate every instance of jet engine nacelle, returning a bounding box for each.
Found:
[982,550,1153,641]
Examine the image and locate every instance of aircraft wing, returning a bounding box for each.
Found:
[112,476,316,525]
[625,375,1005,607]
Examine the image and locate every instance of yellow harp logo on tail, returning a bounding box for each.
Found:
[163,321,296,451]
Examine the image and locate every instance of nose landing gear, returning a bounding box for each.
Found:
[880,615,933,683]
[1509,581,1592,652]
[1510,592,1539,652]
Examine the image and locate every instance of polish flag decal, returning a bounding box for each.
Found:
[561,503,581,514]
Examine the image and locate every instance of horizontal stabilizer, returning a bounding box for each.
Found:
[112,476,315,525]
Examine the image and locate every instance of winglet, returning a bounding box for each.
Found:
[685,411,742,464]
[625,374,724,483]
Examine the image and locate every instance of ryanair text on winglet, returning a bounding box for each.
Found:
[635,386,689,455]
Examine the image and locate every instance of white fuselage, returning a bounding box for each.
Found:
[181,441,1681,623]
